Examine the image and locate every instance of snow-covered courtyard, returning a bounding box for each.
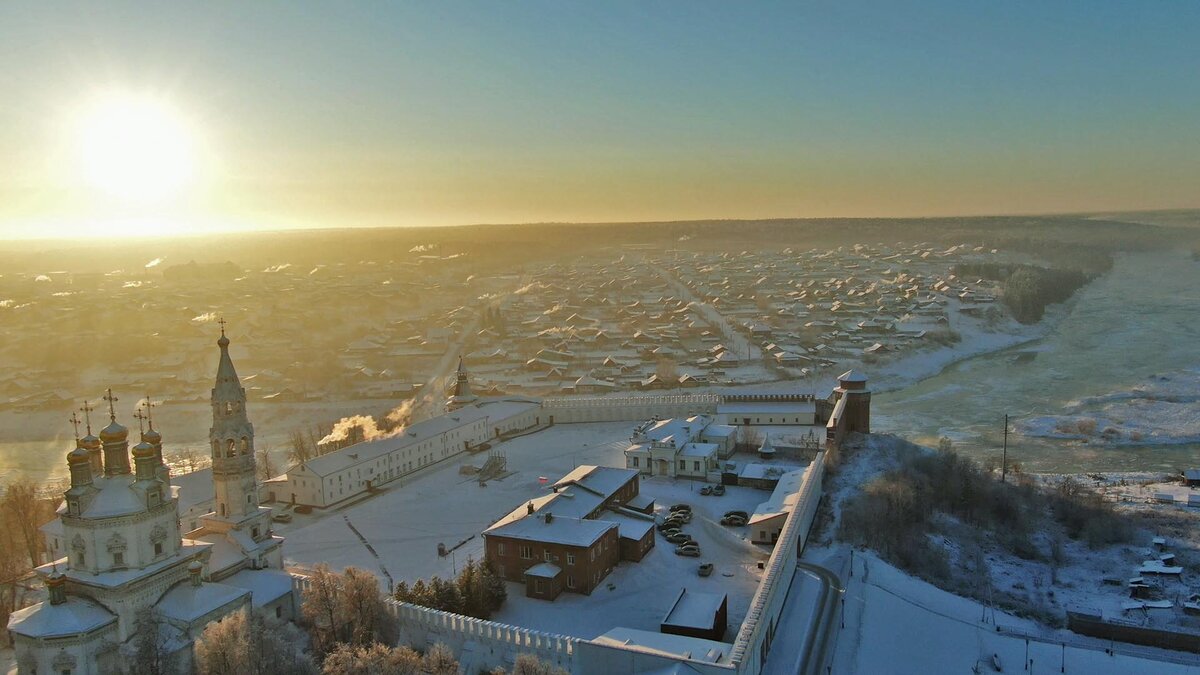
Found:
[280,421,779,638]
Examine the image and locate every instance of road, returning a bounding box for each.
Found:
[762,561,844,675]
[653,264,762,362]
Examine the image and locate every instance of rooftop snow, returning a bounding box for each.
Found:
[663,588,727,630]
[484,512,615,548]
[7,596,115,638]
[157,580,249,623]
[593,626,732,664]
[523,562,561,579]
[552,465,638,498]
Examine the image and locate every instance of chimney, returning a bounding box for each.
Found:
[188,560,203,587]
[545,512,553,524]
[527,502,535,515]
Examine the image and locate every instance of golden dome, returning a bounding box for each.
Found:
[99,420,128,443]
[80,434,101,451]
[67,446,91,465]
[131,440,156,459]
[143,427,162,444]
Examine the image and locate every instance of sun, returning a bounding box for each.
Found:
[74,93,196,204]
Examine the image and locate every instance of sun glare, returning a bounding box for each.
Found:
[74,93,196,204]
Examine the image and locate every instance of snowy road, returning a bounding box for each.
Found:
[762,562,844,675]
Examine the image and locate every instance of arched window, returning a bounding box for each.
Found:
[225,402,233,415]
[240,438,250,455]
[226,440,236,458]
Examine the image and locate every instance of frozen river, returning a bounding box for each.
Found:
[873,250,1200,473]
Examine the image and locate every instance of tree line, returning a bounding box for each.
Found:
[952,261,1094,324]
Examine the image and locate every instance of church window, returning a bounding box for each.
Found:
[275,606,283,619]
[113,551,124,567]
[225,402,233,415]
[241,438,250,454]
[227,440,236,458]
[154,542,163,556]
[252,527,260,539]
[220,503,227,517]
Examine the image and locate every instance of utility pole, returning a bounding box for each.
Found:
[1002,413,1009,483]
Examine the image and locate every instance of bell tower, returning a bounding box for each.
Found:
[209,320,259,521]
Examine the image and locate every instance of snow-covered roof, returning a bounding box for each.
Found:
[838,369,868,383]
[552,465,638,498]
[302,398,540,477]
[680,442,719,458]
[223,568,295,608]
[6,596,115,638]
[157,580,249,623]
[592,627,732,664]
[523,562,561,579]
[748,468,809,525]
[662,588,727,630]
[484,513,615,548]
[77,475,149,519]
[700,424,737,439]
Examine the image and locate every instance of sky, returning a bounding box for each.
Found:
[1,1,1198,239]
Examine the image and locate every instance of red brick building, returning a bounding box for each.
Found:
[484,512,620,597]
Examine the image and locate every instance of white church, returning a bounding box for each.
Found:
[6,329,296,675]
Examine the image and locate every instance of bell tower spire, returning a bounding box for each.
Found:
[209,321,258,520]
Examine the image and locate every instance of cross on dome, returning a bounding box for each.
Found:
[103,389,119,421]
[80,401,95,434]
[69,412,82,441]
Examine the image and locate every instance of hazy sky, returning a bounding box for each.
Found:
[2,2,1198,239]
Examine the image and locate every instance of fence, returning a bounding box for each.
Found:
[542,393,721,423]
[728,450,827,675]
[291,575,577,673]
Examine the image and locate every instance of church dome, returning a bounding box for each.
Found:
[142,427,162,444]
[67,445,91,465]
[217,333,230,348]
[131,440,156,459]
[99,420,128,443]
[79,433,101,451]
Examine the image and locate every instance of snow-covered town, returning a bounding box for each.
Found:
[5,4,1200,674]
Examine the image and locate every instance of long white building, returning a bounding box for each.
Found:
[277,397,542,507]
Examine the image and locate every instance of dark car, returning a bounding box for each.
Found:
[698,562,714,577]
[724,510,749,520]
[720,515,747,526]
[670,503,692,514]
[665,532,693,545]
[712,484,726,496]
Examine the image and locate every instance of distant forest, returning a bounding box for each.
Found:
[953,262,1094,324]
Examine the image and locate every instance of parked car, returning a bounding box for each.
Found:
[661,527,682,538]
[675,544,701,557]
[720,515,747,526]
[666,532,694,545]
[698,563,714,577]
[271,511,293,523]
[712,484,726,496]
[668,511,691,524]
[670,503,692,514]
[699,485,713,496]
[657,521,680,532]
[723,510,749,520]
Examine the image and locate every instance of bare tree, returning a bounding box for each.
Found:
[256,444,275,481]
[288,429,313,466]
[422,643,459,675]
[512,654,570,675]
[301,565,395,659]
[320,643,422,675]
[195,607,315,675]
[129,608,174,675]
[2,479,45,568]
[0,516,31,647]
